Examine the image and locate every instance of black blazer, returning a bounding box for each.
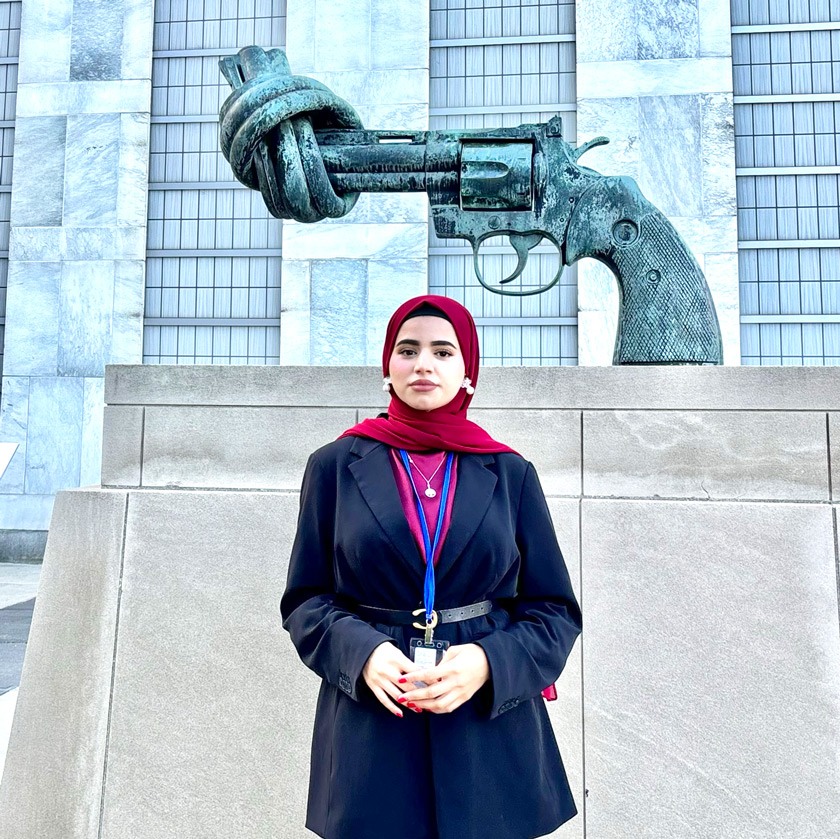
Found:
[281,436,582,839]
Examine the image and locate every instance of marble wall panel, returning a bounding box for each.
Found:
[57,261,115,376]
[80,377,105,487]
[698,0,733,57]
[0,493,56,531]
[111,260,145,365]
[3,262,61,376]
[284,1,316,71]
[141,407,358,489]
[6,228,63,262]
[15,79,151,117]
[0,490,126,839]
[10,117,67,227]
[0,377,30,493]
[669,215,739,265]
[639,95,703,217]
[577,58,732,100]
[17,0,72,83]
[304,70,369,112]
[371,0,429,70]
[575,97,641,180]
[581,499,840,838]
[63,114,121,226]
[278,259,311,365]
[116,113,151,228]
[101,491,309,839]
[703,251,740,364]
[25,377,84,494]
[699,93,737,217]
[366,258,427,362]
[471,409,582,497]
[323,193,428,227]
[314,0,372,71]
[283,221,426,261]
[637,0,700,60]
[70,0,123,81]
[120,0,154,80]
[310,259,368,364]
[67,226,147,261]
[575,0,637,62]
[584,410,829,500]
[367,69,428,106]
[101,405,143,488]
[576,261,620,366]
[366,103,428,132]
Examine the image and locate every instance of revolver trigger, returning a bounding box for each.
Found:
[499,232,542,285]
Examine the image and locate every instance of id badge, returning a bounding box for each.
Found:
[409,638,450,687]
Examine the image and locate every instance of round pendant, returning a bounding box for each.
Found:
[424,487,437,498]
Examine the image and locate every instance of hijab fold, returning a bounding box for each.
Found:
[339,295,517,454]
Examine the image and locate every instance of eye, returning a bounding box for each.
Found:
[397,347,416,357]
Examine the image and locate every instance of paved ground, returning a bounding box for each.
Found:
[0,563,41,785]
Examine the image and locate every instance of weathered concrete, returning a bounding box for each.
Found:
[0,490,127,837]
[1,365,839,839]
[105,363,840,411]
[582,499,840,838]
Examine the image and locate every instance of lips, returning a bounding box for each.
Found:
[409,380,438,391]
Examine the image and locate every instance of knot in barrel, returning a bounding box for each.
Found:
[219,47,363,222]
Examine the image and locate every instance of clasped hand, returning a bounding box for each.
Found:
[361,641,489,717]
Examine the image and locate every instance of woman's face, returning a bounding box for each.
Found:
[388,316,467,412]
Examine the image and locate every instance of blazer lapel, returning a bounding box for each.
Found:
[434,453,497,585]
[347,438,424,578]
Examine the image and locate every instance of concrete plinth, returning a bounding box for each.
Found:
[0,365,838,839]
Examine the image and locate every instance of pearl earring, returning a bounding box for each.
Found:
[461,377,475,395]
[382,376,392,392]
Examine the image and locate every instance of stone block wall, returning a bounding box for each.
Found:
[1,364,838,838]
[0,0,153,556]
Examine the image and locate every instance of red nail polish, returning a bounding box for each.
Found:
[407,703,417,709]
[397,697,406,703]
[398,677,407,684]
[396,711,404,718]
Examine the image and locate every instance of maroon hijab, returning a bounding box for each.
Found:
[339,295,517,454]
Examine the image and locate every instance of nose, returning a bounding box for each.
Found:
[413,348,434,373]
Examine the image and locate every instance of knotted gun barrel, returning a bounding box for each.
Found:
[219,46,723,365]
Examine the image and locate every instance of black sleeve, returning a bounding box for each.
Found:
[280,451,395,700]
[474,461,582,719]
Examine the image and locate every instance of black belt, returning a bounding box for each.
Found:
[355,599,493,627]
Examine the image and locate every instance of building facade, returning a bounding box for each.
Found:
[0,0,837,559]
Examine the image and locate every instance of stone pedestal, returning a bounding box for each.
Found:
[1,365,839,838]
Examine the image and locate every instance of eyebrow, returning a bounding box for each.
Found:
[395,339,458,348]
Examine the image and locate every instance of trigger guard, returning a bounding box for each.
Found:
[471,236,566,298]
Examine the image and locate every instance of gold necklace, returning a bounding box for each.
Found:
[407,453,447,498]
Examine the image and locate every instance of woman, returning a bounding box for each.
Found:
[280,295,581,839]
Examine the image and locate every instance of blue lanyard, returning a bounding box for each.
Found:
[398,449,455,625]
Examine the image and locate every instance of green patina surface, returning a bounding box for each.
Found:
[219,46,723,365]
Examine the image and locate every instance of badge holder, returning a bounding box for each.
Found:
[410,609,449,686]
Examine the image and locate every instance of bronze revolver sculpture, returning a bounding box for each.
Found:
[219,46,723,365]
